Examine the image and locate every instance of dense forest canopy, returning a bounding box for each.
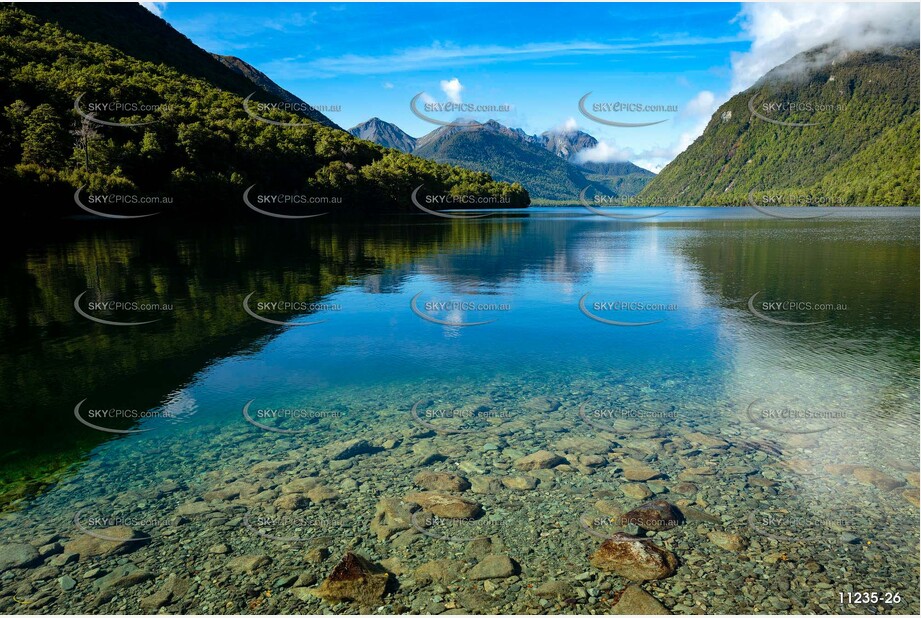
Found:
[0,4,529,217]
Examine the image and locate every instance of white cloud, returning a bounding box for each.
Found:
[555,117,579,133]
[439,77,463,103]
[574,140,633,164]
[668,89,719,155]
[730,2,920,94]
[573,90,722,170]
[139,2,166,17]
[573,139,675,170]
[263,35,744,79]
[681,90,716,119]
[383,82,394,89]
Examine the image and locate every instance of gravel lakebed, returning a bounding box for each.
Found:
[1,379,918,614]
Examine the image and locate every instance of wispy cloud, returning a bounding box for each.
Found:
[167,9,322,54]
[264,12,317,32]
[262,35,746,79]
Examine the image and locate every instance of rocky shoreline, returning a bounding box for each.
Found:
[0,385,918,615]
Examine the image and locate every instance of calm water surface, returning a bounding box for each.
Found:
[0,207,918,613]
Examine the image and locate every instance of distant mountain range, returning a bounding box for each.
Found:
[13,3,914,210]
[349,118,655,202]
[639,43,919,206]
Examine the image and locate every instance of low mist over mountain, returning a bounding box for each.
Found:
[538,129,655,198]
[349,119,655,202]
[640,43,920,206]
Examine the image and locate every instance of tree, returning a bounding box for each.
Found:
[22,103,67,168]
[71,116,100,171]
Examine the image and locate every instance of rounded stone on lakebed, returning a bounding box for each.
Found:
[706,531,748,551]
[590,533,678,581]
[468,554,518,580]
[621,500,685,531]
[621,483,653,500]
[501,475,538,491]
[413,471,471,492]
[0,543,40,571]
[62,526,148,560]
[403,491,483,519]
[514,450,565,471]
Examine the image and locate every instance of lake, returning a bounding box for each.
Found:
[0,207,918,613]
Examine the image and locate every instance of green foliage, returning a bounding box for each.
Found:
[21,102,67,167]
[639,45,920,206]
[0,4,529,214]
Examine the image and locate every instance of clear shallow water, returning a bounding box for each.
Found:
[0,208,918,613]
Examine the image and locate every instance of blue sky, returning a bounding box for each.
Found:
[144,2,916,171]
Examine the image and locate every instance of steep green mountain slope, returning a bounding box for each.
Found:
[639,44,919,206]
[14,3,262,96]
[0,4,527,217]
[579,160,656,197]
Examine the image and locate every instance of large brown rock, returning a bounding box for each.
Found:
[502,475,538,491]
[328,439,376,460]
[63,526,148,560]
[590,534,678,581]
[620,459,663,481]
[370,497,416,540]
[310,552,389,604]
[470,476,503,495]
[414,559,466,584]
[281,478,320,494]
[852,467,905,491]
[468,554,518,580]
[404,491,482,519]
[524,397,560,412]
[514,450,565,471]
[139,574,190,611]
[621,500,685,531]
[413,471,471,492]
